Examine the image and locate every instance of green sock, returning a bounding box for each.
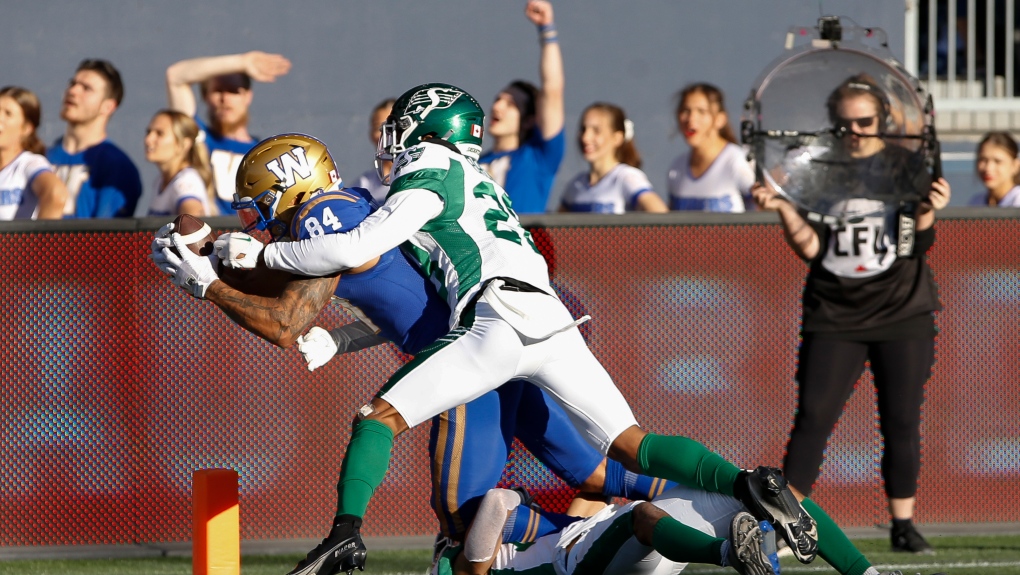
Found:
[637,433,741,496]
[335,419,395,518]
[802,497,873,575]
[652,515,726,565]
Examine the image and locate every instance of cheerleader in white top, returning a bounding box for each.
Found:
[144,110,214,217]
[560,103,668,214]
[970,131,1020,207]
[0,86,68,220]
[667,83,755,213]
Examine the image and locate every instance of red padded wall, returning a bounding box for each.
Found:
[1,218,1018,545]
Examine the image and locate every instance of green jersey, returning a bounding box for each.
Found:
[389,142,553,328]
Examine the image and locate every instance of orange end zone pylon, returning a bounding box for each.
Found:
[193,468,240,575]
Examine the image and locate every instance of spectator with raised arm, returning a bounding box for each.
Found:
[47,59,141,218]
[478,0,565,214]
[165,51,291,214]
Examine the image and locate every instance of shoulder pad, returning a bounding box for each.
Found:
[290,189,372,240]
[344,186,378,208]
[392,143,453,180]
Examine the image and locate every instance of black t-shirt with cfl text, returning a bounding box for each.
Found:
[800,202,941,340]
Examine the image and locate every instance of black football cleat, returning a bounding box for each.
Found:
[736,466,818,564]
[287,515,367,575]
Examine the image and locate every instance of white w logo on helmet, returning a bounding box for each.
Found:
[408,87,464,119]
[265,147,313,188]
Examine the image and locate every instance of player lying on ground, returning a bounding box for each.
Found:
[444,486,780,575]
[435,486,945,575]
[148,133,683,559]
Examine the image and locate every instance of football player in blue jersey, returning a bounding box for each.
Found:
[152,133,683,574]
[209,83,908,575]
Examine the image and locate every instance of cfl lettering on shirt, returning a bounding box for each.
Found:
[823,198,897,278]
[832,222,888,257]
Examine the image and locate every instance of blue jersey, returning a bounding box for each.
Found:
[288,186,603,540]
[47,139,142,218]
[196,118,257,215]
[290,188,449,354]
[479,128,565,215]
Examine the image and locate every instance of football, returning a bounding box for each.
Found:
[163,215,289,296]
[169,213,216,257]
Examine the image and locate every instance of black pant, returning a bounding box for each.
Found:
[782,335,935,499]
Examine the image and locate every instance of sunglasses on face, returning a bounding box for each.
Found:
[835,115,878,131]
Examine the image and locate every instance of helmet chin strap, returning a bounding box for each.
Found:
[265,189,283,221]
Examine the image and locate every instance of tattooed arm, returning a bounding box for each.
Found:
[205,265,341,349]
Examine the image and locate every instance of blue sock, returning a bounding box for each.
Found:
[603,459,678,501]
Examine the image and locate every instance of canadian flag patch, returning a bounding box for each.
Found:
[472,124,482,138]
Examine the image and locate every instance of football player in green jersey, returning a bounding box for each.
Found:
[210,83,882,575]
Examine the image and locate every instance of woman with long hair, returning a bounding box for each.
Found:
[667,83,754,212]
[753,74,951,555]
[144,109,214,216]
[559,102,667,213]
[0,86,68,219]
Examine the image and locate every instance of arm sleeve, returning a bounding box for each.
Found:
[329,321,390,354]
[24,155,54,183]
[913,225,935,255]
[537,128,566,174]
[464,489,521,562]
[263,188,444,276]
[805,218,830,263]
[733,147,756,194]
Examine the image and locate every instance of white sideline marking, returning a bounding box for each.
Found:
[776,560,1020,572]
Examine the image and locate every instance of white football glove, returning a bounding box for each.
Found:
[296,326,340,372]
[160,232,220,299]
[149,222,177,276]
[214,232,264,270]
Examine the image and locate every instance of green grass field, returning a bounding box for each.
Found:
[1,535,1019,575]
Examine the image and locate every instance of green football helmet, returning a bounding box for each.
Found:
[376,83,485,175]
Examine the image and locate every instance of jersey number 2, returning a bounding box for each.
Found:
[472,182,537,251]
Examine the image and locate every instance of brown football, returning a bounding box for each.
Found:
[169,213,216,257]
[166,215,289,296]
